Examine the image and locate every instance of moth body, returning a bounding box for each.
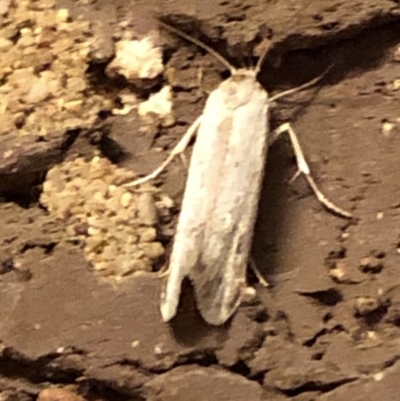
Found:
[161,70,269,325]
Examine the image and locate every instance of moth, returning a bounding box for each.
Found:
[126,21,352,325]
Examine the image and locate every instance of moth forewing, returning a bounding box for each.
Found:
[161,71,270,325]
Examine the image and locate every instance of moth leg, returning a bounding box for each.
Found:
[196,67,204,98]
[268,127,300,183]
[242,286,257,304]
[271,123,352,219]
[289,169,302,184]
[179,152,189,169]
[124,115,202,187]
[156,264,169,278]
[133,266,169,279]
[267,126,286,147]
[249,258,269,287]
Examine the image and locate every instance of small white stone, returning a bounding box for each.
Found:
[138,86,173,119]
[56,8,70,23]
[106,37,163,81]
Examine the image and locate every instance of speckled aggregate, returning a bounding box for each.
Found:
[40,156,173,279]
[0,0,110,137]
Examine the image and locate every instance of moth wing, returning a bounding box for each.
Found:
[190,83,269,325]
[161,77,269,325]
[160,87,231,322]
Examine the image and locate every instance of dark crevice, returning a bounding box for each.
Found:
[303,329,328,347]
[86,63,127,93]
[20,240,57,255]
[279,377,357,397]
[0,348,83,384]
[382,355,400,370]
[99,135,128,164]
[79,379,145,401]
[0,129,80,205]
[0,349,144,401]
[174,350,218,369]
[229,360,251,376]
[1,179,45,208]
[303,324,346,347]
[251,308,270,323]
[311,351,324,361]
[298,289,343,306]
[358,304,389,327]
[249,371,266,385]
[108,359,153,378]
[324,246,347,269]
[60,129,81,152]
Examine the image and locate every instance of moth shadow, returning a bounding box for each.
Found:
[166,278,230,344]
[251,138,294,284]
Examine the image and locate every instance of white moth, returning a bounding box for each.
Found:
[126,22,352,325]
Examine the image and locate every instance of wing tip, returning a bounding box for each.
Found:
[160,290,179,322]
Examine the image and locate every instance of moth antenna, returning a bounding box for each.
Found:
[255,0,317,75]
[269,65,334,102]
[158,20,237,74]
